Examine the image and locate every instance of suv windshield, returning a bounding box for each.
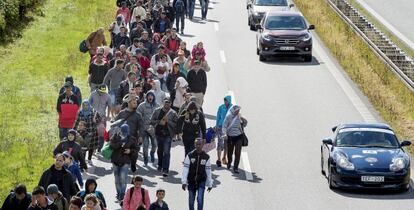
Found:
[255,0,288,6]
[336,131,399,148]
[265,15,306,30]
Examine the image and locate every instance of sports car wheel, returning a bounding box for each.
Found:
[328,169,336,189]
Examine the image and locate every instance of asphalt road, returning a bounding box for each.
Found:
[357,0,414,49]
[82,1,414,209]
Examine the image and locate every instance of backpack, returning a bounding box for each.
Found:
[108,111,136,140]
[120,187,145,207]
[79,40,88,53]
[175,0,185,14]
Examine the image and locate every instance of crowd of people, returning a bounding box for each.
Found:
[1,0,249,210]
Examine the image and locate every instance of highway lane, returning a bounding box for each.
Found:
[356,0,414,50]
[83,0,414,209]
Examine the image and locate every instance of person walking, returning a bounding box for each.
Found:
[137,91,159,166]
[148,189,169,210]
[46,184,68,210]
[173,0,186,34]
[103,59,127,117]
[76,178,107,209]
[110,124,138,202]
[167,63,186,94]
[222,105,248,174]
[74,100,100,164]
[38,154,78,201]
[171,76,188,112]
[177,101,206,157]
[181,138,213,210]
[150,98,178,176]
[1,184,31,210]
[88,52,109,92]
[62,151,83,192]
[57,82,80,140]
[187,0,196,20]
[28,186,58,210]
[68,197,83,210]
[215,95,232,167]
[59,76,82,106]
[85,28,107,58]
[89,84,111,151]
[200,0,209,20]
[186,61,207,107]
[122,176,151,210]
[54,129,88,171]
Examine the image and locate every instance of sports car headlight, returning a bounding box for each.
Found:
[390,158,406,172]
[336,154,355,170]
[301,34,311,42]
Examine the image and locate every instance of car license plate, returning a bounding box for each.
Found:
[361,176,384,182]
[280,46,295,51]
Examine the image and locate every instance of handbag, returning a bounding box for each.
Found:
[101,142,113,160]
[241,132,249,147]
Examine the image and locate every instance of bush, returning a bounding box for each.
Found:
[0,0,45,43]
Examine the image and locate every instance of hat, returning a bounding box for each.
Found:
[120,124,129,136]
[63,81,72,88]
[62,151,73,159]
[68,129,77,136]
[47,184,60,195]
[98,84,107,93]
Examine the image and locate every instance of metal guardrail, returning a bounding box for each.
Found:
[327,0,414,91]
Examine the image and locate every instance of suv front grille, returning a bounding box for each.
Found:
[274,39,300,45]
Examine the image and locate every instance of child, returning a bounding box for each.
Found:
[47,184,68,210]
[81,194,101,210]
[191,42,206,62]
[149,189,169,210]
[63,151,83,192]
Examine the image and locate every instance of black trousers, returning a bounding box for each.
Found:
[227,135,243,170]
[183,133,198,157]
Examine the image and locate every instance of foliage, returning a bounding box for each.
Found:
[0,0,115,202]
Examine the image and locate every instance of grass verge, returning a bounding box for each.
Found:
[347,0,414,59]
[293,0,414,149]
[0,0,115,201]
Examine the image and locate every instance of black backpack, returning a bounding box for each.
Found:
[120,187,145,207]
[175,0,185,14]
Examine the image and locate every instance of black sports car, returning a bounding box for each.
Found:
[321,123,411,191]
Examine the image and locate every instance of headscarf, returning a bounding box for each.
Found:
[79,100,93,117]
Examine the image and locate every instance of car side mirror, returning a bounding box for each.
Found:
[322,138,333,145]
[401,141,411,147]
[255,24,262,30]
[331,126,337,132]
[289,3,294,8]
[308,25,315,30]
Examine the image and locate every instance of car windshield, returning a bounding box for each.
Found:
[265,15,306,30]
[255,0,288,6]
[336,130,399,148]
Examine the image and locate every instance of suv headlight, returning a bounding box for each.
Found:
[335,153,355,170]
[261,33,272,41]
[301,34,312,42]
[390,158,406,172]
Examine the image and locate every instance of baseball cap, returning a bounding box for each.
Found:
[98,84,107,93]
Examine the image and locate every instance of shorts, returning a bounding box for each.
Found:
[216,127,227,151]
[109,89,119,106]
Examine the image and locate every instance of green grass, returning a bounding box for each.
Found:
[0,0,115,201]
[347,0,414,59]
[293,0,414,149]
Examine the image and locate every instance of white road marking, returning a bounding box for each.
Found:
[314,42,377,123]
[220,50,227,63]
[241,152,253,180]
[355,0,414,51]
[214,22,219,31]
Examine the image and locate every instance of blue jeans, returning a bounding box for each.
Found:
[200,0,209,19]
[143,132,157,164]
[113,163,130,200]
[188,0,196,19]
[188,181,206,210]
[59,127,69,140]
[156,135,172,172]
[176,13,185,31]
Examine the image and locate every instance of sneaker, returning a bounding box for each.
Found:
[234,169,240,174]
[162,171,168,177]
[216,160,222,167]
[180,30,184,35]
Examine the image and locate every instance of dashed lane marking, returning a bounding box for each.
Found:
[220,50,226,63]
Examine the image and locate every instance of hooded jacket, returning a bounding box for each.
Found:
[76,179,106,208]
[150,107,178,138]
[172,77,188,108]
[110,133,137,166]
[38,165,77,201]
[114,107,144,139]
[153,80,166,106]
[66,160,83,188]
[1,192,31,210]
[137,91,159,130]
[177,108,207,139]
[222,105,248,137]
[166,70,186,93]
[216,95,232,128]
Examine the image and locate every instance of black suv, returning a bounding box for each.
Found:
[256,11,315,62]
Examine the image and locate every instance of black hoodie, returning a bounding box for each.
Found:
[76,179,107,207]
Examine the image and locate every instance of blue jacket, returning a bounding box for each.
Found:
[216,95,232,127]
[66,161,83,188]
